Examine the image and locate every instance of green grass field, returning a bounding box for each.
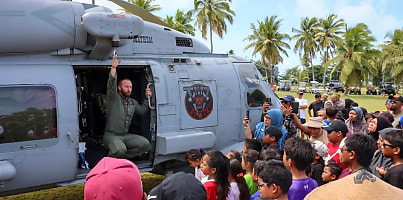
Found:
[2,88,399,199]
[1,172,164,200]
[277,88,390,113]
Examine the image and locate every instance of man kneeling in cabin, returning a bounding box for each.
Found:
[103,55,152,160]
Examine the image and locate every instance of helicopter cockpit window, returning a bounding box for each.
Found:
[239,65,280,108]
[0,85,57,144]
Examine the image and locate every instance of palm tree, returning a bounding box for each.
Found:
[291,17,319,81]
[244,16,290,83]
[120,0,161,13]
[324,23,379,89]
[164,10,195,36]
[315,14,345,87]
[380,28,403,88]
[190,0,235,53]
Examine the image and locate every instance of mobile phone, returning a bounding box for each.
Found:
[266,97,271,105]
[246,110,250,119]
[291,101,299,114]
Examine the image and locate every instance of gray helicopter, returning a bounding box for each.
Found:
[0,0,280,195]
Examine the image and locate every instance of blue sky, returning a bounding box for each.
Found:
[75,0,403,74]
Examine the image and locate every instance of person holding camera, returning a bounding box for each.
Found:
[280,95,298,139]
[260,98,271,122]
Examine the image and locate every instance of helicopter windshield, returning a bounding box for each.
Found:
[239,65,280,108]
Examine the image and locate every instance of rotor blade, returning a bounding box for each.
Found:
[109,0,169,28]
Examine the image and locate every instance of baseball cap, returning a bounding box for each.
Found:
[148,172,207,200]
[84,157,143,200]
[312,141,329,158]
[393,94,403,102]
[298,91,304,94]
[281,95,295,102]
[323,120,348,135]
[315,93,321,98]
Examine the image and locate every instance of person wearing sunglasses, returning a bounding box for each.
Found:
[305,134,403,200]
[390,94,403,129]
[378,129,403,189]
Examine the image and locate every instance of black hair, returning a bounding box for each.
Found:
[227,150,242,163]
[264,126,283,143]
[338,107,347,121]
[253,160,267,177]
[344,98,354,110]
[244,138,262,152]
[336,111,345,122]
[229,159,250,200]
[345,134,377,167]
[325,163,342,179]
[243,149,259,167]
[118,78,131,86]
[186,148,205,161]
[384,129,403,158]
[284,137,315,171]
[351,102,359,107]
[326,106,338,118]
[206,150,230,200]
[365,113,373,123]
[257,160,292,194]
[259,148,282,161]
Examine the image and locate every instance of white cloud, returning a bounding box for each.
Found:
[333,0,400,43]
[334,1,376,25]
[295,0,330,18]
[154,0,193,14]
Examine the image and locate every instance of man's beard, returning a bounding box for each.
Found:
[120,91,131,98]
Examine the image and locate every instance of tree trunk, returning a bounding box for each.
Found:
[322,47,329,89]
[210,28,213,53]
[265,69,269,84]
[310,52,315,82]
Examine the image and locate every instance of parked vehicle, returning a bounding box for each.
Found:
[378,82,397,95]
[309,81,329,94]
[366,86,377,95]
[298,81,307,93]
[346,86,361,95]
[329,80,345,93]
[278,80,291,91]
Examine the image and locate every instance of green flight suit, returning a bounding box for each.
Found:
[103,73,151,159]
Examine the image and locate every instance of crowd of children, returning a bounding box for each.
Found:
[84,93,403,200]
